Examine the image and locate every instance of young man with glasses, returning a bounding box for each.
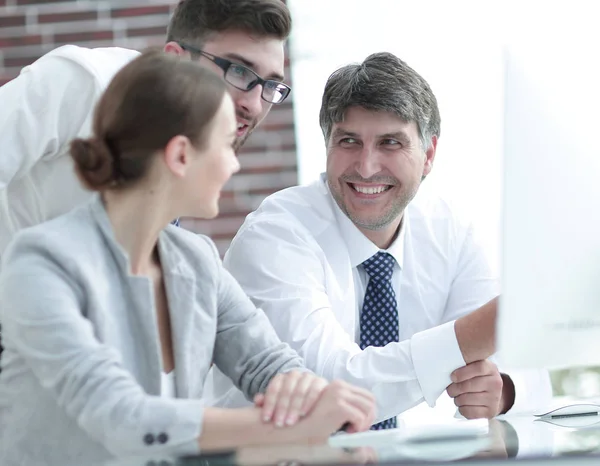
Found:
[0,0,292,257]
[0,0,292,368]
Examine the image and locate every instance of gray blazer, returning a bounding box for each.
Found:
[0,195,306,465]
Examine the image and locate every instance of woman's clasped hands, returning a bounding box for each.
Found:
[254,371,377,438]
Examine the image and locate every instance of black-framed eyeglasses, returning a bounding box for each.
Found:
[179,42,291,105]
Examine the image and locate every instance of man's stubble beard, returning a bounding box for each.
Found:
[328,176,421,231]
[232,120,257,152]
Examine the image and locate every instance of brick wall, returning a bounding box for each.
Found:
[0,0,298,255]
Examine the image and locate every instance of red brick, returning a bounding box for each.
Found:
[240,143,296,154]
[126,26,166,38]
[238,165,296,175]
[140,36,167,47]
[0,14,27,28]
[0,0,298,255]
[16,0,74,4]
[245,187,293,196]
[38,11,98,24]
[260,121,295,131]
[53,30,114,44]
[0,35,42,48]
[0,76,14,87]
[184,216,248,241]
[111,5,171,18]
[210,232,240,241]
[217,206,252,217]
[3,55,39,68]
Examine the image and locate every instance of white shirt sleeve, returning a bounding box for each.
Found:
[0,56,100,191]
[442,222,501,321]
[224,221,466,422]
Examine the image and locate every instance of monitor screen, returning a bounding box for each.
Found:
[497,39,600,370]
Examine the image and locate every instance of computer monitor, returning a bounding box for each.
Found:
[497,40,600,370]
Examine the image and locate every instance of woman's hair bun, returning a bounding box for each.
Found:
[70,137,116,191]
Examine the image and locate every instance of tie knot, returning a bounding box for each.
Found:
[361,252,396,281]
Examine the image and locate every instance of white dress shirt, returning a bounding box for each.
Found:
[205,174,552,422]
[0,45,139,256]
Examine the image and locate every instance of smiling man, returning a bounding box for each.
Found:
[210,52,552,428]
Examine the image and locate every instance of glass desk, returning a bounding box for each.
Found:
[99,414,600,466]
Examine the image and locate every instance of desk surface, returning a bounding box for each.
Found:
[96,413,600,466]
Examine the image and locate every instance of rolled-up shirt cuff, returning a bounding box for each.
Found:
[411,320,466,407]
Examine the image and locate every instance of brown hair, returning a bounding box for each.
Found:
[71,49,227,191]
[166,0,291,47]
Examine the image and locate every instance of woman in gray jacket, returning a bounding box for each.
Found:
[0,50,375,465]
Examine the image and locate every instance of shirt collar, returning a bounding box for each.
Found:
[323,174,406,270]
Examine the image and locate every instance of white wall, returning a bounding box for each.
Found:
[286,0,599,421]
[288,0,506,271]
[287,0,597,273]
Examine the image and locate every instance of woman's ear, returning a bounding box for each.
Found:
[163,135,192,178]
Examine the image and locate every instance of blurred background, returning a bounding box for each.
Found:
[1,0,598,417]
[0,0,297,255]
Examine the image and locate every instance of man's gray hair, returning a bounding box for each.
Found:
[319,52,441,149]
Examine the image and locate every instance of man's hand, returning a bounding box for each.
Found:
[254,371,328,427]
[446,360,514,419]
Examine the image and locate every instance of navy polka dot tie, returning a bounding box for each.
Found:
[360,252,399,430]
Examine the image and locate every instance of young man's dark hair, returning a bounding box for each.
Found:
[167,0,292,46]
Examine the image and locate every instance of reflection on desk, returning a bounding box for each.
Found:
[329,418,494,462]
[98,415,600,466]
